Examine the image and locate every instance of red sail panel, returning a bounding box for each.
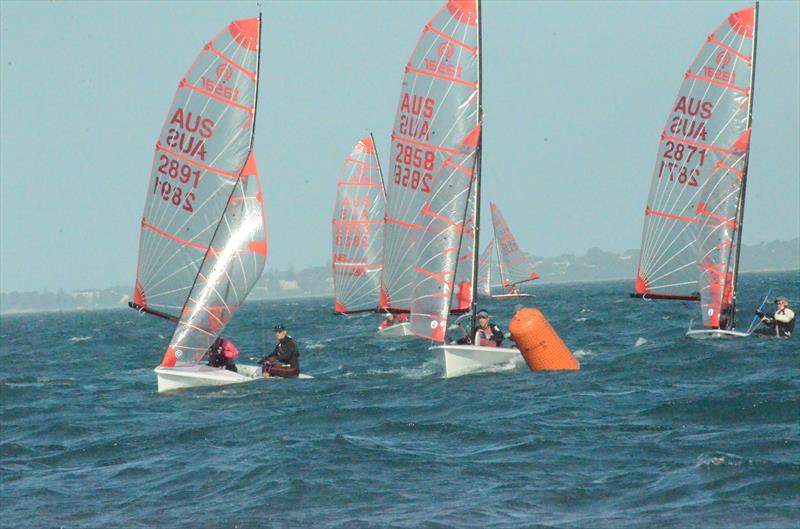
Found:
[410,124,481,342]
[133,18,261,319]
[331,135,385,313]
[490,203,539,288]
[381,0,480,312]
[634,7,755,300]
[160,151,267,367]
[477,239,494,297]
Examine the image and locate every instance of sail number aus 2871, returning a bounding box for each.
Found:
[394,143,434,193]
[152,154,200,212]
[658,141,707,187]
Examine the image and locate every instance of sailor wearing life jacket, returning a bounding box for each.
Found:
[755,297,796,338]
[260,324,300,378]
[474,309,504,347]
[207,337,239,372]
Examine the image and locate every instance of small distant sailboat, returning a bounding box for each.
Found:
[395,0,523,377]
[129,17,269,391]
[489,202,538,299]
[630,5,759,339]
[477,239,494,297]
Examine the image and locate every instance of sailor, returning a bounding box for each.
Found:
[755,297,795,338]
[260,324,300,378]
[378,312,396,330]
[507,284,520,295]
[378,312,408,330]
[452,309,505,347]
[207,337,239,372]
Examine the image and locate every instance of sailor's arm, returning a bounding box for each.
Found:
[775,308,795,324]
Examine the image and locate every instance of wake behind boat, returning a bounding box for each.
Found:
[130,17,271,392]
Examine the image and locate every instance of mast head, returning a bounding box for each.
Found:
[229,18,260,51]
[447,0,478,26]
[728,7,755,38]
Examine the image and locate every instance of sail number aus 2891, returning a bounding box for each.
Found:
[152,154,200,212]
[394,143,434,193]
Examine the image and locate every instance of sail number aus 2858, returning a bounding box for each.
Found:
[394,143,434,193]
[152,154,201,212]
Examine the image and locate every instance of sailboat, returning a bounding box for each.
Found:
[489,202,538,298]
[631,5,759,339]
[385,0,522,377]
[129,17,269,392]
[331,134,386,314]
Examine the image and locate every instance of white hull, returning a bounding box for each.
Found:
[686,329,751,340]
[154,363,262,393]
[376,321,414,338]
[431,344,524,378]
[492,293,534,299]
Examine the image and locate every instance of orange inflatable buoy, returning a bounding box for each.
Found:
[508,308,579,371]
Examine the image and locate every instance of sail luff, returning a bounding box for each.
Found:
[727,2,759,329]
[468,0,483,336]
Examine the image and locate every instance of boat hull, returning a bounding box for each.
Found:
[492,293,534,299]
[376,322,414,338]
[431,344,524,378]
[686,329,751,340]
[154,363,262,393]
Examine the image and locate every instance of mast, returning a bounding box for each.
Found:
[371,132,387,201]
[469,0,483,336]
[728,1,758,330]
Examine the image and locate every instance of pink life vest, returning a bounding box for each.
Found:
[221,339,239,359]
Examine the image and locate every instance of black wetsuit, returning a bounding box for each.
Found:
[207,339,238,372]
[261,336,300,378]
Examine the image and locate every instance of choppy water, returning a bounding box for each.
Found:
[1,271,798,528]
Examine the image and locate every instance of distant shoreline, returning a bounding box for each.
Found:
[2,268,797,317]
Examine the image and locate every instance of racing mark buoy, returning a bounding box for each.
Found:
[508,308,579,371]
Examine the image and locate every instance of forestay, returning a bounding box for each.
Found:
[133,19,260,319]
[409,125,481,342]
[477,239,494,297]
[381,0,480,312]
[634,7,756,301]
[161,151,267,367]
[490,203,538,287]
[332,135,386,314]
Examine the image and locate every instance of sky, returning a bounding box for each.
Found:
[1,0,798,293]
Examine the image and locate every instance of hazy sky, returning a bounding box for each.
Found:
[1,0,798,292]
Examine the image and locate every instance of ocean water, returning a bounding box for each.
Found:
[1,271,798,529]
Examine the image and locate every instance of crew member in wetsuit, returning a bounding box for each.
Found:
[457,309,504,346]
[260,324,300,378]
[755,297,795,338]
[207,337,239,372]
[507,284,520,295]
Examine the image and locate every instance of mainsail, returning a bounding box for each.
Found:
[381,0,480,313]
[161,152,267,367]
[490,202,539,288]
[633,7,757,303]
[332,135,386,314]
[132,18,261,320]
[477,239,494,297]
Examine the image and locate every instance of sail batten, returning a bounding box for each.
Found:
[634,6,756,308]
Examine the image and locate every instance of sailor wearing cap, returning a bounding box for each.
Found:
[259,323,301,377]
[473,309,505,347]
[755,297,795,338]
